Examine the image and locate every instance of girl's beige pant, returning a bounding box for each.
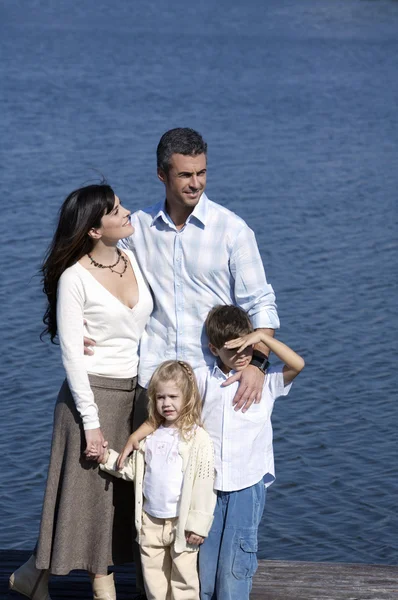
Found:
[140,511,200,600]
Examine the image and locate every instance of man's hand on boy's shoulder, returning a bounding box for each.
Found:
[223,365,265,412]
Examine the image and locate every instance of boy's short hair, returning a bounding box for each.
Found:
[205,305,253,349]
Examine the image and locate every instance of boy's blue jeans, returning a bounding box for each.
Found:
[199,480,266,600]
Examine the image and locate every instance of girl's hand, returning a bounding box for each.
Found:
[224,331,265,353]
[84,428,108,463]
[99,449,110,465]
[185,531,205,545]
[117,433,141,470]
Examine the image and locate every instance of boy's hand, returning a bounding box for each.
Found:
[223,332,270,411]
[185,531,205,545]
[117,433,141,470]
[224,331,265,353]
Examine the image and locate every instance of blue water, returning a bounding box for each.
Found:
[1,0,397,565]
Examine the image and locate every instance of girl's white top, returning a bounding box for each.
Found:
[101,426,217,553]
[143,426,184,518]
[57,249,153,430]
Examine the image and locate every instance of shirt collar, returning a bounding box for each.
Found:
[151,201,169,227]
[189,192,209,226]
[151,192,210,228]
[211,359,235,380]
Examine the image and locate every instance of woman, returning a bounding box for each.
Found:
[9,184,153,600]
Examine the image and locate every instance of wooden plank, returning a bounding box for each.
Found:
[251,560,398,600]
[1,551,397,600]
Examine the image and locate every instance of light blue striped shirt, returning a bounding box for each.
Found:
[121,193,279,387]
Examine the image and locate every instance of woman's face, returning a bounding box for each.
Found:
[96,195,134,242]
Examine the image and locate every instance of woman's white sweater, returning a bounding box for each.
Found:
[100,426,216,553]
[57,249,153,430]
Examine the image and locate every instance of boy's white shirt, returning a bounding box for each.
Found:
[195,363,292,492]
[100,426,216,553]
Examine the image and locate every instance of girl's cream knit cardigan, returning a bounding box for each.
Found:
[100,426,216,553]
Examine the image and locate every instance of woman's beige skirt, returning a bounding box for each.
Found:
[35,375,136,575]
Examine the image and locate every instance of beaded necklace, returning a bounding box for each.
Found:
[87,248,128,278]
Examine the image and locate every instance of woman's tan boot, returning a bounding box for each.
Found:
[92,573,116,600]
[9,555,52,600]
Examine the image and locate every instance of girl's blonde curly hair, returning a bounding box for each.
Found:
[147,360,202,438]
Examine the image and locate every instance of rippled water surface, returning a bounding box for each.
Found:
[1,0,397,565]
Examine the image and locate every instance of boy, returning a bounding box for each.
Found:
[196,305,304,600]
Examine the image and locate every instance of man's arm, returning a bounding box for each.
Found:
[225,226,280,410]
[230,226,280,331]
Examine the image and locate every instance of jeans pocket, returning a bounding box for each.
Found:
[232,536,258,579]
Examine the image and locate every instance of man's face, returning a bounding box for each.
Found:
[158,153,207,213]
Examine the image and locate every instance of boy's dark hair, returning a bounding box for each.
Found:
[205,305,253,349]
[157,128,207,174]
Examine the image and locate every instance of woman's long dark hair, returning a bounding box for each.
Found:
[41,184,116,342]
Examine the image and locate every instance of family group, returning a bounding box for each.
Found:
[9,128,304,600]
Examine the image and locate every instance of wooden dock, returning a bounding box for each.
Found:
[1,550,397,599]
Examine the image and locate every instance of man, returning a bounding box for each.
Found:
[120,127,279,431]
[87,128,279,598]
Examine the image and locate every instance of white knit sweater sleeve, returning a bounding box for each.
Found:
[57,268,100,430]
[185,430,217,537]
[99,449,136,481]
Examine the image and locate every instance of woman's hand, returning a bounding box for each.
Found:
[185,531,205,545]
[84,428,108,463]
[117,433,141,470]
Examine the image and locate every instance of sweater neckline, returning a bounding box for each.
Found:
[74,250,141,312]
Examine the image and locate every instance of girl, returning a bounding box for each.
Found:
[100,360,216,600]
[10,184,153,600]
